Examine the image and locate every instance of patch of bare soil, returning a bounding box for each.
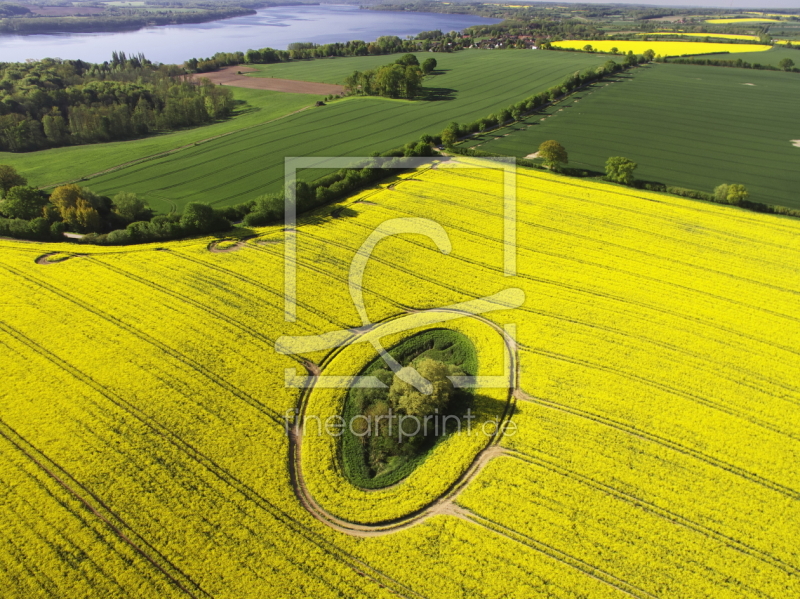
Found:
[742,83,756,86]
[792,140,800,148]
[190,66,345,95]
[524,151,540,159]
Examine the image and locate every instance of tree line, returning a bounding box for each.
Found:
[664,55,797,72]
[438,58,636,146]
[185,32,467,73]
[0,52,234,152]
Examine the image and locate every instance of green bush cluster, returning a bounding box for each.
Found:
[340,329,478,490]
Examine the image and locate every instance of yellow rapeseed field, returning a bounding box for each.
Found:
[643,32,760,41]
[551,39,773,55]
[1,160,799,597]
[706,17,782,23]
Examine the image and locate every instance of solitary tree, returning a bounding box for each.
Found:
[0,186,47,220]
[583,44,594,52]
[0,165,27,197]
[779,58,795,71]
[538,140,568,170]
[643,49,656,61]
[605,157,638,185]
[388,358,455,418]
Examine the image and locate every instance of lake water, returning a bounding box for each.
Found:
[0,4,500,64]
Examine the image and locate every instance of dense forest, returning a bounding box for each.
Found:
[0,52,233,152]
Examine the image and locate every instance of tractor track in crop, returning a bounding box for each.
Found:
[0,319,417,599]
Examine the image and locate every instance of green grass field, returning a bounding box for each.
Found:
[0,88,320,191]
[18,51,604,213]
[465,63,800,209]
[702,46,800,67]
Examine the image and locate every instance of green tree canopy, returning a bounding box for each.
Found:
[726,184,749,205]
[181,202,227,234]
[538,140,569,170]
[0,165,27,197]
[395,53,420,67]
[49,184,103,233]
[605,156,638,186]
[0,186,47,220]
[388,358,456,418]
[779,58,795,71]
[112,192,150,222]
[421,57,437,74]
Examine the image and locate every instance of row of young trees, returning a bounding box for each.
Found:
[343,55,436,100]
[0,54,234,152]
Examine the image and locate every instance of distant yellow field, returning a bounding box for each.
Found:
[552,40,772,56]
[644,32,760,41]
[776,40,800,45]
[706,18,781,23]
[746,12,789,17]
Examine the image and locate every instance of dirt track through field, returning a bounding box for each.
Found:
[191,65,345,95]
[287,308,520,538]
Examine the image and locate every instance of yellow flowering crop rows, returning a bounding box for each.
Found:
[552,39,773,55]
[1,159,799,596]
[706,17,782,23]
[643,32,760,41]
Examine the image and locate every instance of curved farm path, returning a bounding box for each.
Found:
[35,252,76,265]
[287,309,520,538]
[191,65,345,95]
[207,240,246,253]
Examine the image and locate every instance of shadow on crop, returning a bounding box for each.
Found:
[419,85,457,101]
